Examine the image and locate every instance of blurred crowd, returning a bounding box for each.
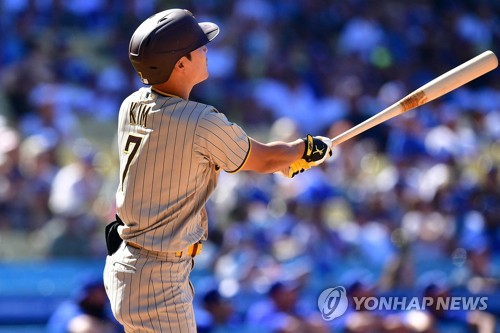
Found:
[1,0,500,332]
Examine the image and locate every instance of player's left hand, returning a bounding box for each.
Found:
[302,134,333,166]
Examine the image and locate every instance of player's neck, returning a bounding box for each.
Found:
[152,73,194,100]
[152,83,192,100]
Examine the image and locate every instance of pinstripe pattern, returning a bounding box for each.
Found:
[105,87,250,331]
[104,242,196,332]
[115,87,249,252]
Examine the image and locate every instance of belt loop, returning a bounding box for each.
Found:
[191,243,199,257]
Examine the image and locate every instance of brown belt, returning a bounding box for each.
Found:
[127,241,202,258]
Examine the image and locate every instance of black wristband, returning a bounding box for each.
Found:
[302,134,313,159]
[302,135,330,163]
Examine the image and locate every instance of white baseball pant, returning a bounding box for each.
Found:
[103,242,196,332]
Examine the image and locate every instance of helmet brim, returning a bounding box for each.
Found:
[199,22,220,42]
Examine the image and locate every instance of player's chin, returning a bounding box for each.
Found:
[201,70,210,82]
[195,74,209,86]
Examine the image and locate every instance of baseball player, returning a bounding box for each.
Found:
[103,8,332,332]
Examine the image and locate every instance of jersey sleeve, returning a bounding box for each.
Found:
[195,109,251,173]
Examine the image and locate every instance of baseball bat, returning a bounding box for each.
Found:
[330,50,498,147]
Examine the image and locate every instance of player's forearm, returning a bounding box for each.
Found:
[242,138,305,173]
[261,140,304,172]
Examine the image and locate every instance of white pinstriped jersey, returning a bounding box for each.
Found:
[115,87,250,252]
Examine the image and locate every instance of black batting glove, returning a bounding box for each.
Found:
[302,134,333,166]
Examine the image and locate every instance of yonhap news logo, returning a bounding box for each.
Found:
[317,286,349,321]
[318,286,488,321]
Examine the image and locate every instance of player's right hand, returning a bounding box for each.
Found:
[275,159,309,178]
[276,134,333,178]
[302,134,333,166]
[288,159,311,178]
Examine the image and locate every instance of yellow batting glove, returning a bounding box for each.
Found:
[277,159,311,178]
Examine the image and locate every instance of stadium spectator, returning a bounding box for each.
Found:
[246,280,329,333]
[196,288,240,333]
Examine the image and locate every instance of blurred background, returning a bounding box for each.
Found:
[1,0,500,332]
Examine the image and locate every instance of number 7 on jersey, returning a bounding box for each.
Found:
[121,134,144,191]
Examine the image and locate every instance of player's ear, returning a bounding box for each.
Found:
[173,53,192,74]
[170,59,185,77]
[176,59,185,70]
